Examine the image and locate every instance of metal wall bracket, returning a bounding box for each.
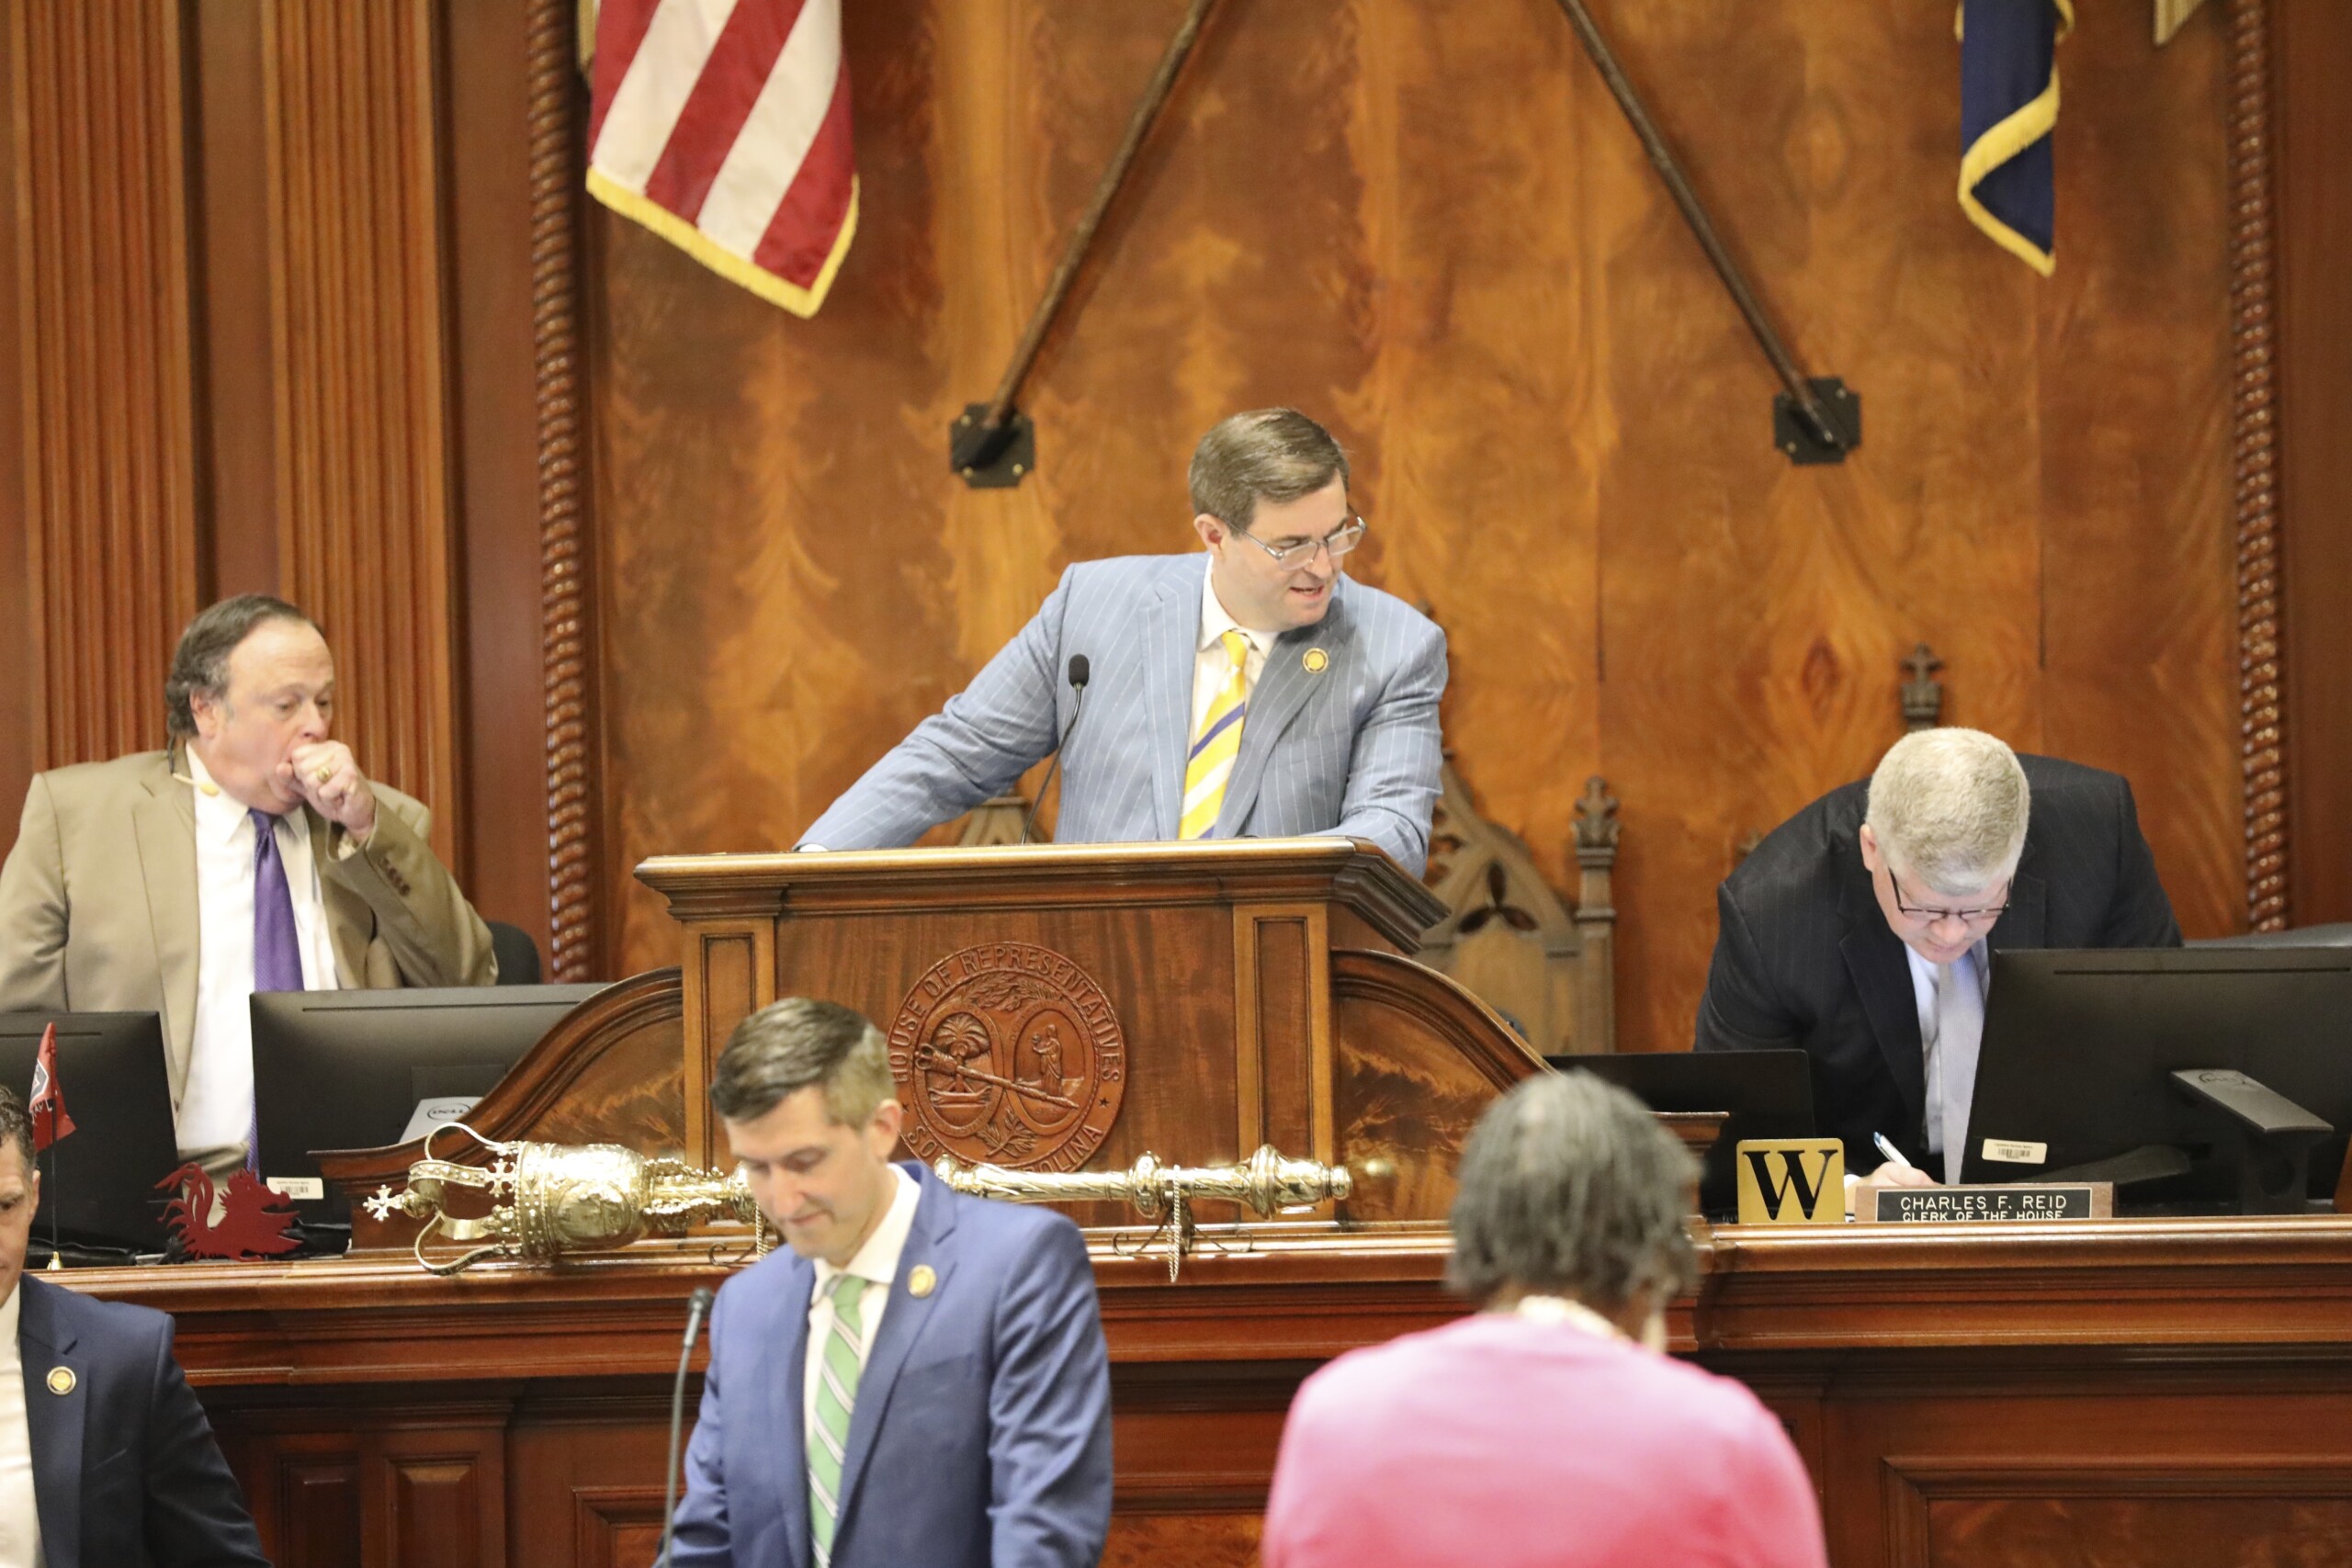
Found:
[1774,378,1861,465]
[951,404,1035,489]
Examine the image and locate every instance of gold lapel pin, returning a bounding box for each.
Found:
[46,1366,75,1395]
[1302,649,1329,674]
[908,1264,937,1299]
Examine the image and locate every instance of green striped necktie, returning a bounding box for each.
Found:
[808,1273,871,1567]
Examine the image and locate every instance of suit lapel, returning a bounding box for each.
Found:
[1839,865,1927,1130]
[309,807,371,984]
[130,765,200,1101]
[21,1278,85,1568]
[833,1171,956,1547]
[1142,560,1201,840]
[1216,582,1355,839]
[769,1264,817,1568]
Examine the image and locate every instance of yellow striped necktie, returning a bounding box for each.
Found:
[1181,630,1251,840]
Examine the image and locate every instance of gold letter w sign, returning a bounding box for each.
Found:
[1736,1138,1846,1224]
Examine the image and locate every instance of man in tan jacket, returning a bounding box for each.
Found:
[0,594,494,1174]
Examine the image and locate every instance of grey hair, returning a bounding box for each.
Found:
[708,998,897,1127]
[1187,409,1350,532]
[164,594,318,740]
[0,1086,31,1173]
[1864,728,2031,895]
[1446,1071,1701,1313]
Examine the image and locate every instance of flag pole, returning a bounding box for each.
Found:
[44,1132,60,1270]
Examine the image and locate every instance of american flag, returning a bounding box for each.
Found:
[28,1021,74,1152]
[586,0,858,318]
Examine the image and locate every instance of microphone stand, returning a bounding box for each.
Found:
[654,1285,717,1566]
[1021,656,1091,844]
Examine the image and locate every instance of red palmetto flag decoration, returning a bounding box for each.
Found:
[28,1021,74,1151]
[586,0,858,318]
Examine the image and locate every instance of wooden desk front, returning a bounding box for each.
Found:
[58,1213,2352,1568]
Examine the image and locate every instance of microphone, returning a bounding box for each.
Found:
[655,1285,718,1567]
[1020,655,1091,845]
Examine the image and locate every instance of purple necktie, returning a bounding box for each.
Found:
[249,808,304,1168]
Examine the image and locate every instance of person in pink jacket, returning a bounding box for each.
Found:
[1261,1071,1829,1568]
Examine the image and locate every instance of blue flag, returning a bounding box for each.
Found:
[1959,0,2073,276]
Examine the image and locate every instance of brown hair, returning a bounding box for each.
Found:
[708,998,897,1127]
[1187,409,1350,531]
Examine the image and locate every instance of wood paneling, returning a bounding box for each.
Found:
[2273,0,2352,928]
[521,0,599,980]
[587,0,2248,1044]
[263,0,461,866]
[6,0,2346,1004]
[446,0,564,970]
[6,0,203,767]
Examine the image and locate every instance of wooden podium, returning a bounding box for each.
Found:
[327,837,1547,1245]
[641,837,1540,1217]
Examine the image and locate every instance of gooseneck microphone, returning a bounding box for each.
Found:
[655,1285,718,1567]
[1020,655,1091,845]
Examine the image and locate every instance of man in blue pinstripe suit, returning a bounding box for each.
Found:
[800,410,1448,875]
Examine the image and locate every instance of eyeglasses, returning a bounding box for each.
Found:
[1233,515,1368,570]
[1889,870,2010,926]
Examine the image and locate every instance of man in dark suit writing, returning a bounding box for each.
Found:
[1694,728,2181,1191]
[671,998,1113,1568]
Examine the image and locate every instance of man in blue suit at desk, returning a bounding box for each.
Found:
[0,1089,266,1568]
[671,998,1113,1568]
[799,408,1447,875]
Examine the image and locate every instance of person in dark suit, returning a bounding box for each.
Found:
[1694,728,2181,1188]
[671,999,1113,1568]
[0,1089,267,1568]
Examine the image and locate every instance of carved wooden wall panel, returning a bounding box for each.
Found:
[588,0,2245,1047]
[262,0,461,865]
[6,0,202,767]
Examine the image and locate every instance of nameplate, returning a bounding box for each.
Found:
[1866,1183,2112,1224]
[1735,1137,1845,1224]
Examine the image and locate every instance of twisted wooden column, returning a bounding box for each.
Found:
[528,0,599,980]
[2228,0,2287,931]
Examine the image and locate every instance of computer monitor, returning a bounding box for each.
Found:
[251,983,605,1224]
[0,1012,179,1257]
[1961,948,2352,1204]
[1551,1049,1816,1219]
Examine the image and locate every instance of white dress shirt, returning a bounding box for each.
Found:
[175,751,346,1155]
[0,1281,42,1568]
[1191,566,1276,737]
[1907,940,1990,1168]
[803,1166,921,1438]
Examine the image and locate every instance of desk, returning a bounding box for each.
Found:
[53,1213,2352,1567]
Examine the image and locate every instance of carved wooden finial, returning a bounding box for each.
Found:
[1574,776,1621,860]
[1900,641,1945,731]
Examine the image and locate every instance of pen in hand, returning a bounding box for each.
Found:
[1871,1133,1914,1170]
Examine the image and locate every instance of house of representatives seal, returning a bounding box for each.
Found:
[886,942,1126,1171]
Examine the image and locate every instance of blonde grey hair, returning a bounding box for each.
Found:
[1864,728,2030,895]
[708,998,897,1127]
[1187,409,1349,531]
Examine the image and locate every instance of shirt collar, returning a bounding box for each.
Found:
[1198,559,1278,656]
[813,1164,921,1295]
[0,1278,19,1350]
